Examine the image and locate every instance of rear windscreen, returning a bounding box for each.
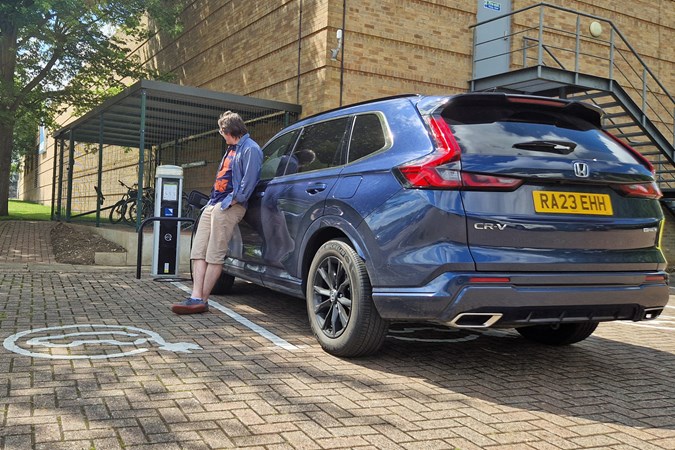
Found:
[442,103,636,164]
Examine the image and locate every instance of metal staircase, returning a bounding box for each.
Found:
[469,3,675,202]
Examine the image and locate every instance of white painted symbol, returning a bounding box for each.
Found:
[3,324,202,360]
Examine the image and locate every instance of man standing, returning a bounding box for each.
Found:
[171,111,262,314]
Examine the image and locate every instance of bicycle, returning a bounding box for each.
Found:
[125,186,155,224]
[180,190,208,230]
[109,180,137,224]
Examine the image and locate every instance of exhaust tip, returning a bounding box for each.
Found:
[449,313,503,328]
[643,307,663,320]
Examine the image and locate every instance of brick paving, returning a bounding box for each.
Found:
[1,219,675,449]
[0,221,56,264]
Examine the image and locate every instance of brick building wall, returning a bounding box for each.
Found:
[133,0,673,118]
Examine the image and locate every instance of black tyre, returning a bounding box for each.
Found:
[124,198,139,224]
[211,272,235,295]
[516,322,599,346]
[126,199,152,224]
[109,200,127,224]
[306,239,388,357]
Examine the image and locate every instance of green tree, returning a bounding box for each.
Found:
[0,0,185,216]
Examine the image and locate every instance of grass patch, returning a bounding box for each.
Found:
[3,200,118,225]
[2,200,53,221]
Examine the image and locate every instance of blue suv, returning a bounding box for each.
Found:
[210,93,669,357]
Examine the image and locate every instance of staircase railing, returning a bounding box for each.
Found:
[470,2,674,152]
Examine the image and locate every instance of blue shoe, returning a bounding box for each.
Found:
[171,298,208,315]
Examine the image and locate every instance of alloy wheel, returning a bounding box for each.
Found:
[311,255,353,338]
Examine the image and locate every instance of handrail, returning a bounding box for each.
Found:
[470,2,675,105]
[522,37,565,69]
[471,1,674,155]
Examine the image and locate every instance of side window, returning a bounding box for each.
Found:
[283,117,350,175]
[260,130,299,180]
[348,113,387,162]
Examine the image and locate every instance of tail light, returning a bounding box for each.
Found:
[396,116,523,190]
[612,181,662,199]
[396,117,462,188]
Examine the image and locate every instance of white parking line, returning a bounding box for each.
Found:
[171,282,300,351]
[616,322,675,331]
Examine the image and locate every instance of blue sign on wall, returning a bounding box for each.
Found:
[484,0,501,11]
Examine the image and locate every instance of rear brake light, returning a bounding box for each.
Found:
[461,172,523,190]
[396,116,522,190]
[507,97,565,107]
[612,181,662,199]
[603,130,655,174]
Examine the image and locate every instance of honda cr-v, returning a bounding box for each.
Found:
[209,93,669,357]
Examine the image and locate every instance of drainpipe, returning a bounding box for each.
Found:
[339,0,346,107]
[296,0,303,105]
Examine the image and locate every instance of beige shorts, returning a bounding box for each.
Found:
[190,202,246,264]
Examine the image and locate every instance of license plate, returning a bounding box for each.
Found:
[532,191,613,215]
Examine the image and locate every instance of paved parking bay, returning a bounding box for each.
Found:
[1,223,675,449]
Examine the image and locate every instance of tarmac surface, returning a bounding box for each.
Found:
[1,220,675,450]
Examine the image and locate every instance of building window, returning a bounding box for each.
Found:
[38,125,46,155]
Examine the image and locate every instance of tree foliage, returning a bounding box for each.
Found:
[0,0,185,215]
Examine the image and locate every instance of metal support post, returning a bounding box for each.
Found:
[50,137,58,220]
[96,115,104,226]
[137,89,147,231]
[66,132,75,222]
[56,138,65,220]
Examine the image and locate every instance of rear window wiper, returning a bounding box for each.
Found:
[512,140,577,154]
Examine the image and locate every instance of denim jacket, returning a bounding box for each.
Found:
[209,133,262,210]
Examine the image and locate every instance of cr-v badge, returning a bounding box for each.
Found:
[474,223,507,230]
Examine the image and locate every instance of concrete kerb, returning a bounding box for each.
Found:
[0,262,136,273]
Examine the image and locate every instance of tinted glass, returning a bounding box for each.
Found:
[260,130,299,180]
[348,113,387,162]
[284,117,350,174]
[444,104,635,164]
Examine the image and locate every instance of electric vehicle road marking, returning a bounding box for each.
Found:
[3,324,202,360]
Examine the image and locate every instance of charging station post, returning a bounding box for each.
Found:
[151,165,183,277]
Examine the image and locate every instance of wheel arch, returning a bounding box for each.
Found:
[298,217,371,293]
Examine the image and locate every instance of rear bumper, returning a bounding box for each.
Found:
[371,271,669,327]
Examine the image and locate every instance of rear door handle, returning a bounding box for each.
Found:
[306,183,327,194]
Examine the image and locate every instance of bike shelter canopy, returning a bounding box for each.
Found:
[52,79,301,228]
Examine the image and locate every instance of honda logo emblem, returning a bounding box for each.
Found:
[573,162,589,178]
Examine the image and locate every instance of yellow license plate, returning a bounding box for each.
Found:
[532,191,613,215]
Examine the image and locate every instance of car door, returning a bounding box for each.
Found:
[258,116,352,295]
[227,129,300,282]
